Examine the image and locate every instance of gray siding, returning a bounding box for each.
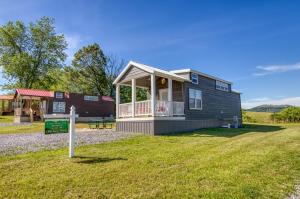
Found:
[184,73,241,121]
[116,119,230,135]
[119,66,149,83]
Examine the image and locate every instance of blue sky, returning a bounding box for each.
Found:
[0,0,300,108]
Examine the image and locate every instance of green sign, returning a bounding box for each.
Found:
[45,119,69,134]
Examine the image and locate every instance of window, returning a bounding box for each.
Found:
[55,92,64,99]
[189,89,202,110]
[84,95,99,101]
[53,101,66,113]
[191,73,198,84]
[216,80,229,92]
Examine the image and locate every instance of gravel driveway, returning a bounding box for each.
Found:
[287,184,300,199]
[0,129,135,156]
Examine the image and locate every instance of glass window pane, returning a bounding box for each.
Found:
[189,89,195,98]
[189,98,195,109]
[196,99,202,109]
[195,90,202,99]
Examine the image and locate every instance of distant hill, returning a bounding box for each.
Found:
[247,104,292,113]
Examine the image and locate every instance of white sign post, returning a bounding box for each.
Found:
[44,106,77,158]
[69,106,76,158]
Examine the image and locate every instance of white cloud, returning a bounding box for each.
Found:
[242,97,300,109]
[253,62,300,76]
[65,34,83,64]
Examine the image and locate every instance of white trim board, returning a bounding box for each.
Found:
[113,61,190,84]
[116,117,186,121]
[170,69,232,85]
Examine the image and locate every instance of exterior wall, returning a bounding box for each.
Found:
[116,119,227,135]
[47,93,114,118]
[119,66,149,83]
[184,73,242,122]
[172,80,184,101]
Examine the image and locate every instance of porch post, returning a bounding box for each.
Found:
[116,84,120,119]
[168,78,173,116]
[151,74,156,116]
[131,79,136,117]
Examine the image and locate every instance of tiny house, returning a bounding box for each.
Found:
[114,61,242,135]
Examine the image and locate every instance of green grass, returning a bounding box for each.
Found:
[0,123,91,134]
[0,124,300,198]
[0,115,14,123]
[0,115,114,134]
[245,111,274,123]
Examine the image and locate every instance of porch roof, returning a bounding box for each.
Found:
[113,61,190,84]
[0,95,14,100]
[15,88,54,98]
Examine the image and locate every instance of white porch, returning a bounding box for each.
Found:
[118,100,184,118]
[114,62,186,119]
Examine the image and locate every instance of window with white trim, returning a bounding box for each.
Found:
[191,73,198,84]
[84,95,99,101]
[189,89,202,110]
[55,92,64,99]
[53,101,66,113]
[216,80,229,92]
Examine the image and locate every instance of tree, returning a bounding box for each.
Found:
[105,54,125,97]
[0,17,67,90]
[70,43,108,95]
[271,107,300,123]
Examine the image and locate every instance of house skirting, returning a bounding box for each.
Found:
[116,119,241,135]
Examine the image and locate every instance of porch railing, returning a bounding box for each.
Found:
[119,103,132,118]
[173,101,185,115]
[135,100,151,116]
[118,100,184,118]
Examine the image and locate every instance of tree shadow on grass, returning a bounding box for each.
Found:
[164,124,285,138]
[73,156,127,164]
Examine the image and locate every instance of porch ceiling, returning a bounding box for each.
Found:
[114,61,189,85]
[121,76,151,88]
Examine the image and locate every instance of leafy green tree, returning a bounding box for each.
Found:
[242,110,257,123]
[271,107,300,123]
[70,43,108,95]
[120,85,148,103]
[0,17,67,90]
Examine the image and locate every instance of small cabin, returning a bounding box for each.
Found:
[114,61,242,135]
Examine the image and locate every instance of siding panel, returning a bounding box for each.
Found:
[184,74,241,121]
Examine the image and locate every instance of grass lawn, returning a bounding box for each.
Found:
[0,123,91,134]
[0,115,91,134]
[0,124,300,198]
[245,111,274,123]
[0,115,14,123]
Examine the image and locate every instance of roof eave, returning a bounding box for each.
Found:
[170,69,232,85]
[113,61,154,85]
[113,61,190,84]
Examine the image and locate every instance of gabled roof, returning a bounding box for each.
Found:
[16,88,54,97]
[113,61,190,84]
[170,69,232,84]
